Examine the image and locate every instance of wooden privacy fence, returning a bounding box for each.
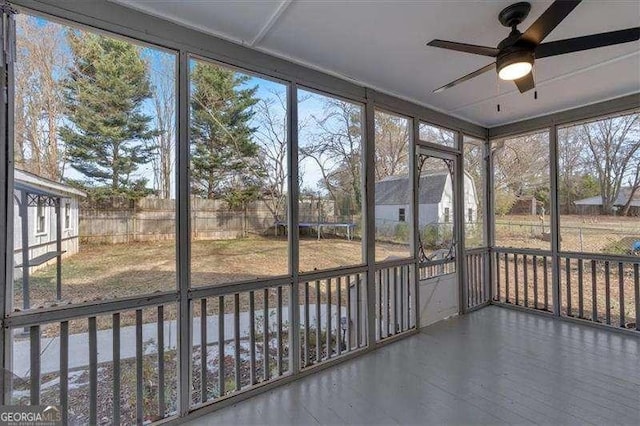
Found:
[79,198,281,244]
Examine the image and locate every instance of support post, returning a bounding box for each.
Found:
[411,118,420,328]
[0,2,17,405]
[176,50,191,416]
[455,132,466,314]
[19,191,28,310]
[364,89,377,346]
[549,125,561,316]
[485,135,494,301]
[288,82,300,374]
[55,197,62,300]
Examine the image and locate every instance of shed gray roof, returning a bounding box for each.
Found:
[574,187,640,207]
[14,169,86,199]
[375,172,448,205]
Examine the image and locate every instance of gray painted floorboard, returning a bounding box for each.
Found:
[185,306,640,425]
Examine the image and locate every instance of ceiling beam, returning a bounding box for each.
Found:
[249,0,293,47]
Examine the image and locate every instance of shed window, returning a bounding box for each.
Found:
[64,202,71,229]
[468,208,473,223]
[398,208,406,222]
[444,207,450,224]
[36,200,46,234]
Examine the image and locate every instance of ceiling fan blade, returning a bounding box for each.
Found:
[427,39,499,57]
[520,0,582,45]
[433,63,496,93]
[536,27,640,58]
[514,73,535,93]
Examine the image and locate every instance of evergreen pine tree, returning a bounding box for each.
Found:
[60,31,157,198]
[189,62,261,204]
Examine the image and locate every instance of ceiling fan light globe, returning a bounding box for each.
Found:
[498,61,532,80]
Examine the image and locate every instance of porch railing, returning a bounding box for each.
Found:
[299,268,368,369]
[493,247,639,332]
[465,248,490,309]
[4,259,421,424]
[375,261,416,341]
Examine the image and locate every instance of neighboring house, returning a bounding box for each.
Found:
[13,169,86,274]
[374,171,478,229]
[574,187,640,216]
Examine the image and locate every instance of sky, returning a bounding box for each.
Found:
[18,13,351,199]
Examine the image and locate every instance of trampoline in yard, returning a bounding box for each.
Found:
[275,221,356,241]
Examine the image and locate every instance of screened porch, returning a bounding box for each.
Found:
[0,1,638,425]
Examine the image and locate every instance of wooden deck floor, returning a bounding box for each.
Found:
[186,306,640,425]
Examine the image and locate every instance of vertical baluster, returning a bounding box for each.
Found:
[543,256,549,311]
[605,262,611,325]
[477,254,482,303]
[326,279,332,359]
[157,306,165,415]
[400,266,405,331]
[89,316,97,425]
[495,252,501,301]
[249,291,256,384]
[634,263,639,331]
[263,288,269,381]
[466,256,472,307]
[234,293,241,391]
[346,275,352,351]
[336,277,342,356]
[514,254,519,305]
[480,254,485,303]
[566,258,572,316]
[217,297,225,397]
[407,266,412,328]
[304,281,310,366]
[393,267,398,334]
[112,314,120,424]
[276,287,283,376]
[577,259,584,318]
[618,262,625,328]
[29,325,40,405]
[200,299,207,402]
[136,309,143,424]
[386,268,391,337]
[377,270,382,341]
[504,253,510,303]
[523,255,529,308]
[315,280,321,362]
[356,274,362,347]
[533,256,538,309]
[60,321,69,426]
[591,260,598,322]
[409,266,414,328]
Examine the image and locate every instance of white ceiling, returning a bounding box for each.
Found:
[113,0,640,127]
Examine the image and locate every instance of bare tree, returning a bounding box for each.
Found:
[374,111,410,181]
[579,114,640,214]
[253,89,288,221]
[147,53,175,199]
[14,15,69,180]
[300,97,363,214]
[492,132,550,215]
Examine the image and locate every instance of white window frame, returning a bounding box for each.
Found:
[64,201,72,230]
[35,200,48,236]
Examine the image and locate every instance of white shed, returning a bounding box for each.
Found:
[12,169,86,308]
[374,171,478,229]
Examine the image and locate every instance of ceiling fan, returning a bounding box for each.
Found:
[427,1,640,94]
